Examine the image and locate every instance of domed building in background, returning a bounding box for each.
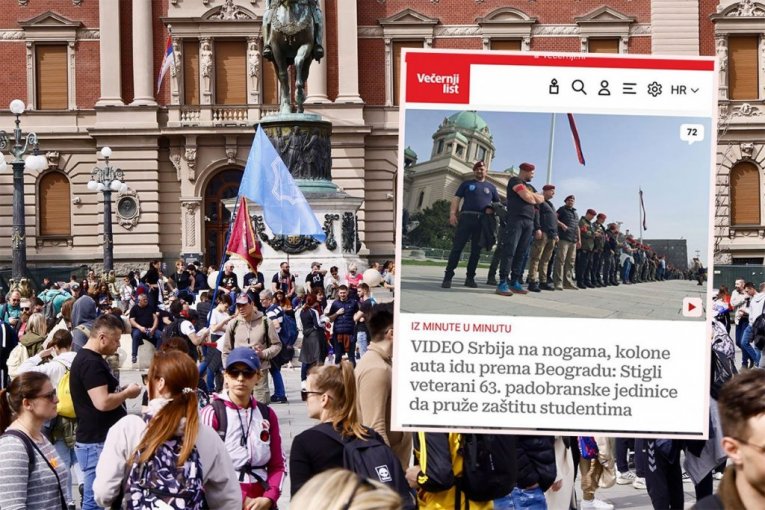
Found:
[404,110,516,213]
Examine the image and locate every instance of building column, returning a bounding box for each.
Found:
[306,0,329,103]
[131,0,156,105]
[96,0,123,106]
[334,0,362,103]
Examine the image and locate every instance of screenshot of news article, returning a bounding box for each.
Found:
[393,50,717,438]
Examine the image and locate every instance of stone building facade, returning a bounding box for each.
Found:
[0,0,715,273]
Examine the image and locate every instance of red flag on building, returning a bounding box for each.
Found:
[226,196,262,272]
[567,113,585,165]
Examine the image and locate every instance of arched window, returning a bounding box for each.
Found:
[416,191,425,210]
[38,171,71,236]
[731,161,760,226]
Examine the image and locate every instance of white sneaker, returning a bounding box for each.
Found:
[633,476,647,490]
[616,470,636,485]
[581,499,614,510]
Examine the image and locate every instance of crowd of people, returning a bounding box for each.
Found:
[440,159,694,295]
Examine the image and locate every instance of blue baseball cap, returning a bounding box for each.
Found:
[226,347,261,371]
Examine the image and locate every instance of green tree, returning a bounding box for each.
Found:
[408,199,454,250]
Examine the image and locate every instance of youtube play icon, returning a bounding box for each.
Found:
[683,297,703,318]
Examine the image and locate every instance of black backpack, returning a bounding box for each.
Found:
[753,313,765,350]
[162,318,197,361]
[316,423,416,510]
[456,434,518,502]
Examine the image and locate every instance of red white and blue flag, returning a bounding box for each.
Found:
[156,36,173,93]
[567,113,586,165]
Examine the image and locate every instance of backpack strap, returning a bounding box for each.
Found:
[210,398,228,442]
[4,430,67,510]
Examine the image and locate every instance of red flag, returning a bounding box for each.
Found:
[640,188,647,231]
[226,196,262,272]
[567,113,585,165]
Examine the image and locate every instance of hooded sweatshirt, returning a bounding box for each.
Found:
[19,331,45,357]
[71,296,97,350]
[749,292,765,325]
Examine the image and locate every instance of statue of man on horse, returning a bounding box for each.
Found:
[261,0,324,114]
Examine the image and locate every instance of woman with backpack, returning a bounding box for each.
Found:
[17,330,80,509]
[93,350,241,509]
[200,347,286,510]
[0,371,69,509]
[299,293,327,389]
[290,362,412,508]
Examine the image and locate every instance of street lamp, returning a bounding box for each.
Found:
[0,99,48,280]
[88,147,127,272]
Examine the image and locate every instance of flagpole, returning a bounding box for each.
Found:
[208,195,240,323]
[546,113,556,184]
[638,188,643,244]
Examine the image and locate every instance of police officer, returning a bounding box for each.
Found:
[589,213,608,287]
[576,209,597,289]
[441,160,500,289]
[528,184,559,292]
[496,162,545,296]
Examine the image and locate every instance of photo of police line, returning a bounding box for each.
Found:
[440,161,700,295]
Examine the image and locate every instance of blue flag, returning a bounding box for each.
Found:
[239,126,326,242]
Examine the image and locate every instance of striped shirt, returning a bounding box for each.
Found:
[0,432,68,509]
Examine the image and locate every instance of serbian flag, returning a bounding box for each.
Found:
[156,36,173,93]
[225,196,262,272]
[640,188,647,231]
[567,113,586,165]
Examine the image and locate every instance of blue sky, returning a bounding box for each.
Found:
[404,109,714,262]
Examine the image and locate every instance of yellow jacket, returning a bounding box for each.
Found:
[413,432,493,510]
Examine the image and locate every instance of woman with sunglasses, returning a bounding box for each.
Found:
[200,347,286,510]
[291,468,403,510]
[0,371,69,509]
[93,350,241,509]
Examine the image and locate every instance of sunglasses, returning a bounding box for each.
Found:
[301,390,324,402]
[20,307,30,312]
[226,368,257,379]
[33,389,57,402]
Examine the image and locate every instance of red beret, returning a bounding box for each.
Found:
[519,162,535,172]
[136,287,146,295]
[472,160,486,170]
[586,209,597,216]
[542,184,555,191]
[597,213,607,219]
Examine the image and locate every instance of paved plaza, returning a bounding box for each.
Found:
[401,263,708,321]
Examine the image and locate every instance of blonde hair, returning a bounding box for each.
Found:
[25,313,47,337]
[309,361,367,439]
[291,468,403,510]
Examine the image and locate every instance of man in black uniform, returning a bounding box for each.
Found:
[441,160,500,289]
[589,212,608,287]
[527,184,559,292]
[496,162,545,296]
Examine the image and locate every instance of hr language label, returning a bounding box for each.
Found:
[393,314,707,437]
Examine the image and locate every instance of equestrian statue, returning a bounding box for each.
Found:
[262,0,324,114]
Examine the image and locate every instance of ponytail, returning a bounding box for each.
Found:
[0,389,12,434]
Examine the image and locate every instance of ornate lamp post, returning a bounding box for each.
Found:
[88,147,127,272]
[0,99,48,280]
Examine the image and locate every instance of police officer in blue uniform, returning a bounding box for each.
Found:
[441,160,500,289]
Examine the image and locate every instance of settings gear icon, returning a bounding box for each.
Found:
[647,81,662,97]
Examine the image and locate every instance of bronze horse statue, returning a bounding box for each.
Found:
[263,0,323,114]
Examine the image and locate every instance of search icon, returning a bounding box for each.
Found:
[572,79,587,95]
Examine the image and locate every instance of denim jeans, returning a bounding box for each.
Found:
[130,328,160,359]
[356,331,369,358]
[495,487,548,510]
[75,441,104,510]
[737,322,756,367]
[54,438,81,504]
[741,325,762,366]
[621,259,633,283]
[269,363,286,399]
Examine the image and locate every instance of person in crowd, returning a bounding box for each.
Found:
[38,283,73,319]
[221,293,281,403]
[545,437,577,509]
[69,282,82,301]
[382,262,396,292]
[93,350,242,509]
[0,290,22,330]
[289,362,392,496]
[142,260,162,311]
[200,347,286,508]
[355,303,412,470]
[163,299,208,362]
[314,287,328,312]
[291,468,403,510]
[580,437,616,510]
[527,184,560,292]
[731,279,753,368]
[203,294,233,393]
[505,436,557,509]
[243,267,266,311]
[305,261,327,294]
[70,295,98,351]
[271,261,295,300]
[716,285,733,333]
[128,292,160,365]
[693,370,765,509]
[119,275,134,312]
[71,313,142,510]
[353,283,376,358]
[15,305,30,337]
[345,263,363,300]
[742,282,764,367]
[0,320,19,389]
[170,258,193,304]
[299,293,327,389]
[189,263,209,297]
[17,330,80,509]
[261,290,289,404]
[325,266,341,300]
[19,312,47,358]
[440,160,500,290]
[195,290,212,328]
[0,371,69,509]
[328,285,359,367]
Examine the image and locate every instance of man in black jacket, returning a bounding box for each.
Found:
[527,185,560,292]
[505,435,557,507]
[553,195,580,291]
